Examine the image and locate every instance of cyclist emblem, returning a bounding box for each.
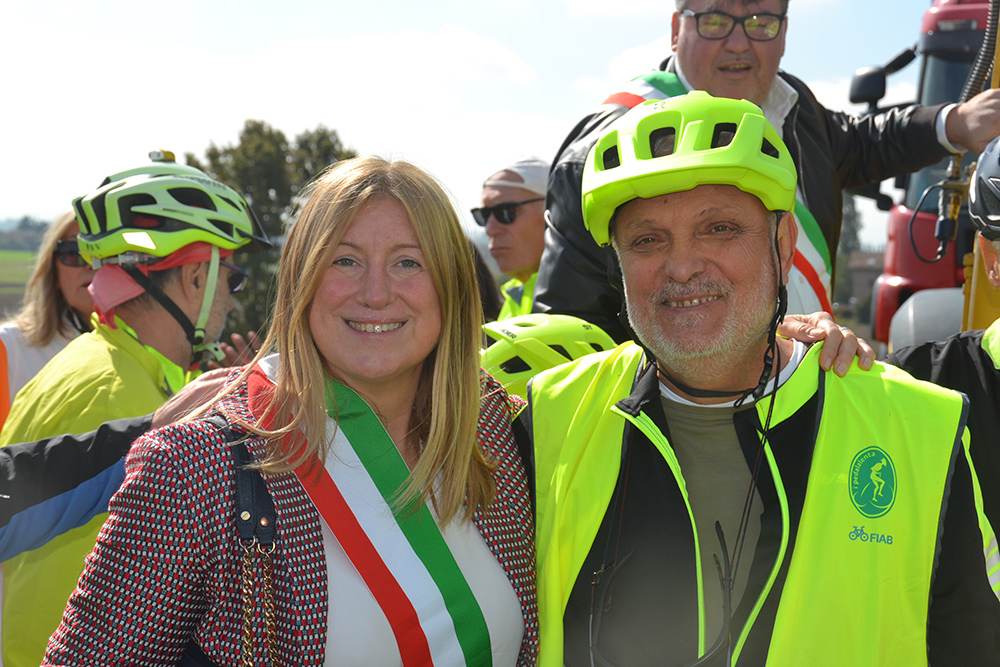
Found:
[849,447,896,518]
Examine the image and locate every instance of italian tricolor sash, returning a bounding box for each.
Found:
[602,70,834,314]
[247,366,492,666]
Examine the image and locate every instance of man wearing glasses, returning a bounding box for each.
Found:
[0,152,267,667]
[534,0,1000,343]
[472,156,550,320]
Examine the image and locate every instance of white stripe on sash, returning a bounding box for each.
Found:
[322,419,467,666]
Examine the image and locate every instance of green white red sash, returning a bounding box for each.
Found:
[602,71,833,314]
[246,367,492,666]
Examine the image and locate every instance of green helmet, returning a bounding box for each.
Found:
[482,314,617,399]
[581,90,797,246]
[73,150,269,266]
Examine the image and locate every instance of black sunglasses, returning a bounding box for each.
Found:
[470,197,544,226]
[681,9,786,41]
[53,239,89,268]
[220,260,247,294]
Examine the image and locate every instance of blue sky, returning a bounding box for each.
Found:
[1,0,936,248]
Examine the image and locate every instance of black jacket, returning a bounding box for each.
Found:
[886,327,1000,534]
[534,58,949,342]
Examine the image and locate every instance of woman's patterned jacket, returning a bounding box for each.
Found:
[43,370,538,666]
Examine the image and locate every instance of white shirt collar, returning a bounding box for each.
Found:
[658,339,807,408]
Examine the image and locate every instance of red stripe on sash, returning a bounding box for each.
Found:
[247,367,435,666]
[793,249,833,314]
[602,91,648,108]
[294,467,435,667]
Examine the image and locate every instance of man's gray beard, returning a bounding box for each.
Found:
[625,261,778,384]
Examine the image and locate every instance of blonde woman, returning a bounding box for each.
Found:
[44,156,537,667]
[0,210,93,420]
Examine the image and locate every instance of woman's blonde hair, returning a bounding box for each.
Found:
[5,210,87,347]
[241,156,490,523]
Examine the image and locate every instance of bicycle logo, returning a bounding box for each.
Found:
[848,525,893,545]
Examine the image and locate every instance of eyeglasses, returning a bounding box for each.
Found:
[681,9,786,41]
[220,260,247,293]
[470,197,544,226]
[53,239,89,267]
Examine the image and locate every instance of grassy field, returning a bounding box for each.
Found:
[0,249,35,285]
[0,249,34,317]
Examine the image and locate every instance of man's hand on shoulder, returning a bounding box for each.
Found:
[152,368,232,429]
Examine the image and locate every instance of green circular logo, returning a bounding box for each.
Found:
[849,447,896,518]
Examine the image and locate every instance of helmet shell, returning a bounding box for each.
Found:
[582,91,797,246]
[73,157,268,264]
[482,313,617,399]
[969,136,1000,241]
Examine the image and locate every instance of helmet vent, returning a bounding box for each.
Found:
[711,123,737,149]
[90,192,110,233]
[218,195,240,213]
[761,138,780,159]
[207,219,235,238]
[500,357,532,374]
[602,146,622,170]
[650,127,677,158]
[590,342,607,353]
[169,187,217,211]
[550,345,573,361]
[119,193,158,228]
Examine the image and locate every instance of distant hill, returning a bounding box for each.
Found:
[0,217,46,251]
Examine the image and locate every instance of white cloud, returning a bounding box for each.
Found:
[563,0,671,18]
[0,22,542,223]
[571,35,670,100]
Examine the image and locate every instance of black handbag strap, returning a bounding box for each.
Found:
[206,414,276,547]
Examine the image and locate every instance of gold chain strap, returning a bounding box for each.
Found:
[240,539,257,667]
[259,542,281,667]
[239,537,281,667]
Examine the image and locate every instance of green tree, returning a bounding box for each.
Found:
[833,193,862,305]
[186,121,355,339]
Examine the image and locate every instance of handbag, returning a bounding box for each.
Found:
[177,415,280,667]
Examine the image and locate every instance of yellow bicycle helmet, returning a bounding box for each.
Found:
[581,90,797,246]
[73,150,268,266]
[482,314,617,399]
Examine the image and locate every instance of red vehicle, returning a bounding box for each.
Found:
[861,0,987,345]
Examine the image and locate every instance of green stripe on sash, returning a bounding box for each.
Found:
[794,201,832,271]
[636,71,687,98]
[326,379,493,667]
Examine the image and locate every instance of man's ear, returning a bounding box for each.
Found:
[777,210,798,286]
[671,12,682,50]
[978,233,1000,289]
[177,262,209,307]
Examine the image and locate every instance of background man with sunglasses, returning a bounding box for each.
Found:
[472,156,550,320]
[534,0,1000,343]
[0,153,267,667]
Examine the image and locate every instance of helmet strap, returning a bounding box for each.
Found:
[191,246,227,363]
[123,245,225,367]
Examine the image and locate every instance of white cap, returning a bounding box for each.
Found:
[482,156,550,197]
